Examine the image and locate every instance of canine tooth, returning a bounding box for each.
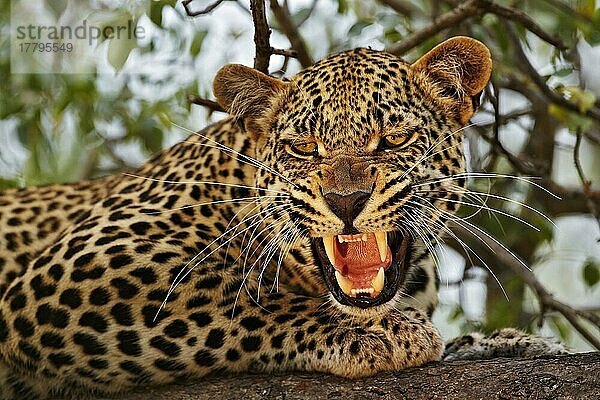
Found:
[351,288,357,296]
[362,234,368,241]
[323,236,336,266]
[335,271,353,295]
[372,267,385,293]
[374,232,387,262]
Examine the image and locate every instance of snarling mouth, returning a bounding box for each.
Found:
[313,231,412,308]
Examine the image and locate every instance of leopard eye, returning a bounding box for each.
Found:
[288,141,318,158]
[379,130,419,151]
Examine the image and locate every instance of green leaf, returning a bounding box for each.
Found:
[549,315,572,342]
[577,0,596,17]
[553,67,574,78]
[190,31,208,57]
[150,1,165,27]
[557,86,597,113]
[157,112,172,128]
[548,104,594,133]
[484,277,524,332]
[337,0,348,14]
[582,259,600,287]
[107,17,139,72]
[384,27,402,44]
[449,305,464,322]
[584,28,600,46]
[291,7,313,26]
[138,117,164,152]
[0,177,19,190]
[348,20,371,37]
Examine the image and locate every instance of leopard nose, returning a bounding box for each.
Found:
[323,191,371,230]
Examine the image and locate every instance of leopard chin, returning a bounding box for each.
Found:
[313,231,413,309]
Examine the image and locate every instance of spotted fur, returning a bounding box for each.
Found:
[0,37,565,399]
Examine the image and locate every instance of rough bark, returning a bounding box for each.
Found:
[106,353,600,400]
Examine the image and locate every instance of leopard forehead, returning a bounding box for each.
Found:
[272,48,451,152]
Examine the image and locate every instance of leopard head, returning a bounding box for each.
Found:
[213,37,492,313]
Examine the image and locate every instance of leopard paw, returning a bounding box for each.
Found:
[442,328,569,361]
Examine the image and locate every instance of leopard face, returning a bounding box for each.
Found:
[214,38,492,313]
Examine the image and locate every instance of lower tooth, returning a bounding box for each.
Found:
[352,288,374,295]
[335,271,353,295]
[372,267,385,293]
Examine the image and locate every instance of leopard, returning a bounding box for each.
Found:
[0,36,566,399]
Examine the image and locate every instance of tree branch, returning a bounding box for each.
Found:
[377,0,417,17]
[270,47,298,58]
[182,0,225,16]
[574,129,600,227]
[387,0,570,58]
[386,0,481,55]
[250,0,272,73]
[187,95,226,113]
[503,21,600,123]
[479,0,566,50]
[113,353,600,400]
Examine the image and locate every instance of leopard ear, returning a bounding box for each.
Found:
[213,64,289,137]
[411,36,492,124]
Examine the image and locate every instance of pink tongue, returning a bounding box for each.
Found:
[334,238,382,287]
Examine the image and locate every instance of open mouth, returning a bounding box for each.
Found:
[313,231,412,309]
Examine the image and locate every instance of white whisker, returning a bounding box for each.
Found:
[170,121,298,188]
[123,172,289,195]
[413,172,561,199]
[154,202,291,320]
[142,195,284,215]
[413,194,540,231]
[399,123,476,180]
[403,203,509,300]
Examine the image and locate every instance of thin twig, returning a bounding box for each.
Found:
[182,0,225,16]
[250,0,272,73]
[270,47,298,58]
[474,126,539,175]
[187,95,226,113]
[574,130,590,191]
[477,109,533,128]
[574,129,600,227]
